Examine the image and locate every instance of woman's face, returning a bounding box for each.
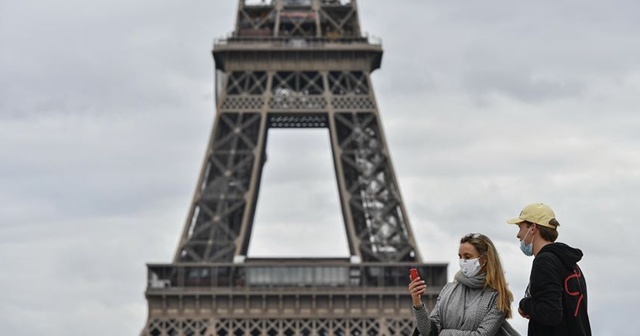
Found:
[458,242,487,272]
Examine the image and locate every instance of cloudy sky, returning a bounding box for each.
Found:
[1,0,639,335]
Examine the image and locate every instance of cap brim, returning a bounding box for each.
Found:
[506,217,524,224]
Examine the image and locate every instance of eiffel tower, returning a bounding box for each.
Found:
[140,1,447,335]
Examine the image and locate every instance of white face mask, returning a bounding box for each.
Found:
[459,257,482,277]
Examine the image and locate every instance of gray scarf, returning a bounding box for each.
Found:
[454,270,486,289]
[438,271,488,331]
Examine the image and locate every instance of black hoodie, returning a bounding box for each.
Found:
[520,242,592,336]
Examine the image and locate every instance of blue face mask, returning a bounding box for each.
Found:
[520,228,533,256]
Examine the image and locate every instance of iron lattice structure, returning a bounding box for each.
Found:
[140,1,447,335]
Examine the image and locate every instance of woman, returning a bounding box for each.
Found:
[409,233,519,336]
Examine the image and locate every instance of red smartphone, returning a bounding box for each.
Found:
[410,268,419,281]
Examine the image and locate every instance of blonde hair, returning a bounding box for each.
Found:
[460,233,514,319]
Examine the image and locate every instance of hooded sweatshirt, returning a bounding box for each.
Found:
[520,242,592,336]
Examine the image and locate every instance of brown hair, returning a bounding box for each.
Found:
[524,219,559,242]
[460,233,514,319]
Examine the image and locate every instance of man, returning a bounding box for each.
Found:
[506,203,591,335]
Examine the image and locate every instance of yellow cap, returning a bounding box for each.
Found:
[506,203,558,229]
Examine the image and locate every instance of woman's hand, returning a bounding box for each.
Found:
[408,276,426,307]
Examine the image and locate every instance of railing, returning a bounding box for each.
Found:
[242,0,354,7]
[214,34,382,48]
[146,261,447,291]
